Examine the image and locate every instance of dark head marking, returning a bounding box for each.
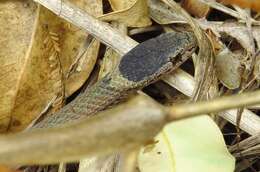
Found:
[119,32,196,82]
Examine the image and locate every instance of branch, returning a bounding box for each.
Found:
[1,87,260,165]
[164,70,260,135]
[0,95,166,165]
[33,0,137,55]
[168,90,260,121]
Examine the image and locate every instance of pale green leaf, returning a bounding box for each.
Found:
[138,115,235,172]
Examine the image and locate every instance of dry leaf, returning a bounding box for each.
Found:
[181,0,211,18]
[215,48,242,89]
[0,0,102,132]
[0,165,20,172]
[64,0,102,96]
[99,0,152,27]
[218,0,260,12]
[138,116,235,172]
[0,0,37,132]
[199,21,257,53]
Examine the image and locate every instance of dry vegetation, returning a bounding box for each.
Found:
[0,0,260,171]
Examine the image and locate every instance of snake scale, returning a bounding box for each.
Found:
[34,31,197,128]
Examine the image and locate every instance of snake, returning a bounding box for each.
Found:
[34,31,197,129]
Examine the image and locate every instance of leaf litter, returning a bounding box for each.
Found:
[0,0,260,172]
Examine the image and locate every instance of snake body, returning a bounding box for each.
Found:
[34,32,197,128]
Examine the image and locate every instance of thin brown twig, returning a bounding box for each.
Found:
[168,90,260,121]
[1,88,260,165]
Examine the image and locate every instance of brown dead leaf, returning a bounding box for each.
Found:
[215,48,242,89]
[0,0,37,132]
[181,0,211,18]
[65,0,102,96]
[7,7,67,132]
[0,0,102,132]
[218,0,260,12]
[0,165,20,172]
[99,0,152,27]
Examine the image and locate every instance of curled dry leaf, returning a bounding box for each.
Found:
[0,0,37,132]
[0,0,102,132]
[199,21,257,53]
[181,0,211,18]
[99,0,152,27]
[215,48,242,89]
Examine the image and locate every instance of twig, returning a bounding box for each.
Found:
[0,95,166,165]
[165,70,260,135]
[1,86,260,165]
[33,0,137,55]
[168,89,260,121]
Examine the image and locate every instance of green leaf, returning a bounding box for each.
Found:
[138,115,235,172]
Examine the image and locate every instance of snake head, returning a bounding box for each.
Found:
[117,32,197,88]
